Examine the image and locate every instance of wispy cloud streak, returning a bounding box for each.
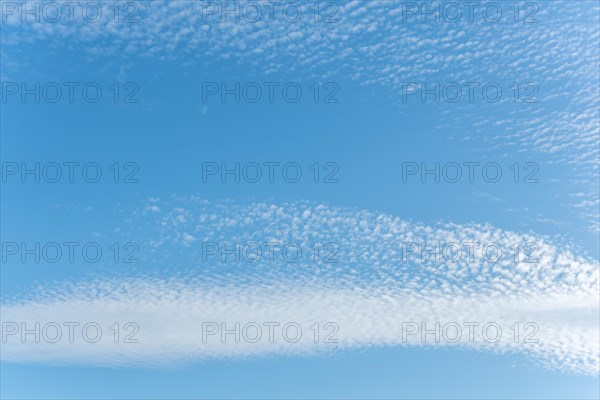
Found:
[2,198,598,374]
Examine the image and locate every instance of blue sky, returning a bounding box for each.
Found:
[1,1,599,398]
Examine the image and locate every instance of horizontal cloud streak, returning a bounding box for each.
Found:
[1,280,598,374]
[1,198,598,374]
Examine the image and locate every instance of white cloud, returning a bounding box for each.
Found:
[3,1,598,230]
[2,198,598,374]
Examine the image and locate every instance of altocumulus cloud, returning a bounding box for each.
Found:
[3,0,598,230]
[1,197,598,374]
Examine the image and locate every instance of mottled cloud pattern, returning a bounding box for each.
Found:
[2,198,598,374]
[2,0,598,230]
